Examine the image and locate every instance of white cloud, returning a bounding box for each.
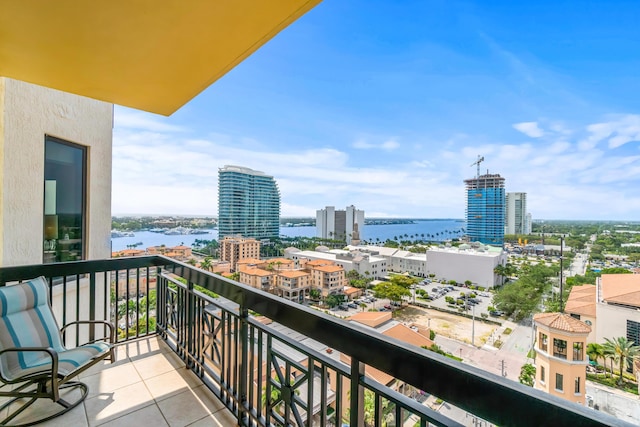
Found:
[513,122,545,138]
[410,160,433,168]
[579,115,640,150]
[353,138,400,151]
[111,112,640,220]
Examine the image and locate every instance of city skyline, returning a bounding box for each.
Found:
[112,1,640,220]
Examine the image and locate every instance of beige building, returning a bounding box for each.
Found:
[220,236,260,271]
[564,285,597,343]
[274,270,310,302]
[533,312,590,405]
[239,267,274,292]
[308,263,346,297]
[564,274,640,347]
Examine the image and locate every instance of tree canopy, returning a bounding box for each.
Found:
[492,264,557,321]
[373,281,411,302]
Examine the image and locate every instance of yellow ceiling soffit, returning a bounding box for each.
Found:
[0,0,322,115]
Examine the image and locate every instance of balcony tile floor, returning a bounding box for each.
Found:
[3,336,236,426]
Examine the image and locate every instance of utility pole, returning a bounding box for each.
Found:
[559,236,564,312]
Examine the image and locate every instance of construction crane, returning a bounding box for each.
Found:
[470,155,484,178]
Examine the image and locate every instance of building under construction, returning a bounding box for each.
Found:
[464,173,506,246]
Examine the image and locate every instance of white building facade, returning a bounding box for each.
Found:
[284,247,387,279]
[347,244,505,288]
[426,247,506,288]
[0,78,113,267]
[316,205,364,245]
[505,192,530,235]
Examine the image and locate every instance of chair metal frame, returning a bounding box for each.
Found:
[0,283,115,427]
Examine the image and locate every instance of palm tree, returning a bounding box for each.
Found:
[200,257,213,272]
[586,343,605,367]
[603,337,640,385]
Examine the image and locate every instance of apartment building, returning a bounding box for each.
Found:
[316,205,365,244]
[505,192,531,235]
[220,236,261,271]
[309,264,346,297]
[274,270,311,302]
[218,165,280,240]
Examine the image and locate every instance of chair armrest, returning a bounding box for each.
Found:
[0,347,58,383]
[61,320,115,345]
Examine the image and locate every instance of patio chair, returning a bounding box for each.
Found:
[0,276,115,426]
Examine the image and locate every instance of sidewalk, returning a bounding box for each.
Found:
[434,321,529,380]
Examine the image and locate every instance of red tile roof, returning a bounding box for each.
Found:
[533,312,591,334]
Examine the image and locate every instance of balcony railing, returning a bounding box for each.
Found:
[0,256,631,427]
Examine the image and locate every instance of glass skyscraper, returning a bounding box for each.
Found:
[464,173,505,246]
[218,165,281,240]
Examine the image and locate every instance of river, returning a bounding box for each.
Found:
[111,219,466,251]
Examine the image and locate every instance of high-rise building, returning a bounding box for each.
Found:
[464,173,505,246]
[218,165,280,240]
[505,192,529,235]
[316,205,365,244]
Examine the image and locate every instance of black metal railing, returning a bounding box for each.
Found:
[0,256,631,427]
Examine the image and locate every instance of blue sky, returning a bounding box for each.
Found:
[112,0,640,220]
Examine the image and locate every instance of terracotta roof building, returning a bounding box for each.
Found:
[564,285,596,342]
[533,312,590,405]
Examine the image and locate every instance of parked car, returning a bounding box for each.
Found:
[489,310,504,317]
[384,304,392,310]
[347,303,358,309]
[337,305,348,311]
[432,287,440,292]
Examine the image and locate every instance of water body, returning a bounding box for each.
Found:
[111,219,465,251]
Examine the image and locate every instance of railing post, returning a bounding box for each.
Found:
[350,358,365,427]
[89,271,96,342]
[238,304,249,426]
[185,279,196,368]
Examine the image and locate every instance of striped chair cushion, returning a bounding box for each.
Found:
[4,342,113,380]
[0,277,111,381]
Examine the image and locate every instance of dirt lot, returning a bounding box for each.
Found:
[395,306,498,345]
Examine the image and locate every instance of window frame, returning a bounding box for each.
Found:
[43,135,87,264]
[553,338,567,359]
[555,373,563,392]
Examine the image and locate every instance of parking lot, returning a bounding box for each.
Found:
[325,292,396,318]
[410,281,498,318]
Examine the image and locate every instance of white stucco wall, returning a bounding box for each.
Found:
[0,78,113,266]
[426,249,505,288]
[595,302,640,344]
